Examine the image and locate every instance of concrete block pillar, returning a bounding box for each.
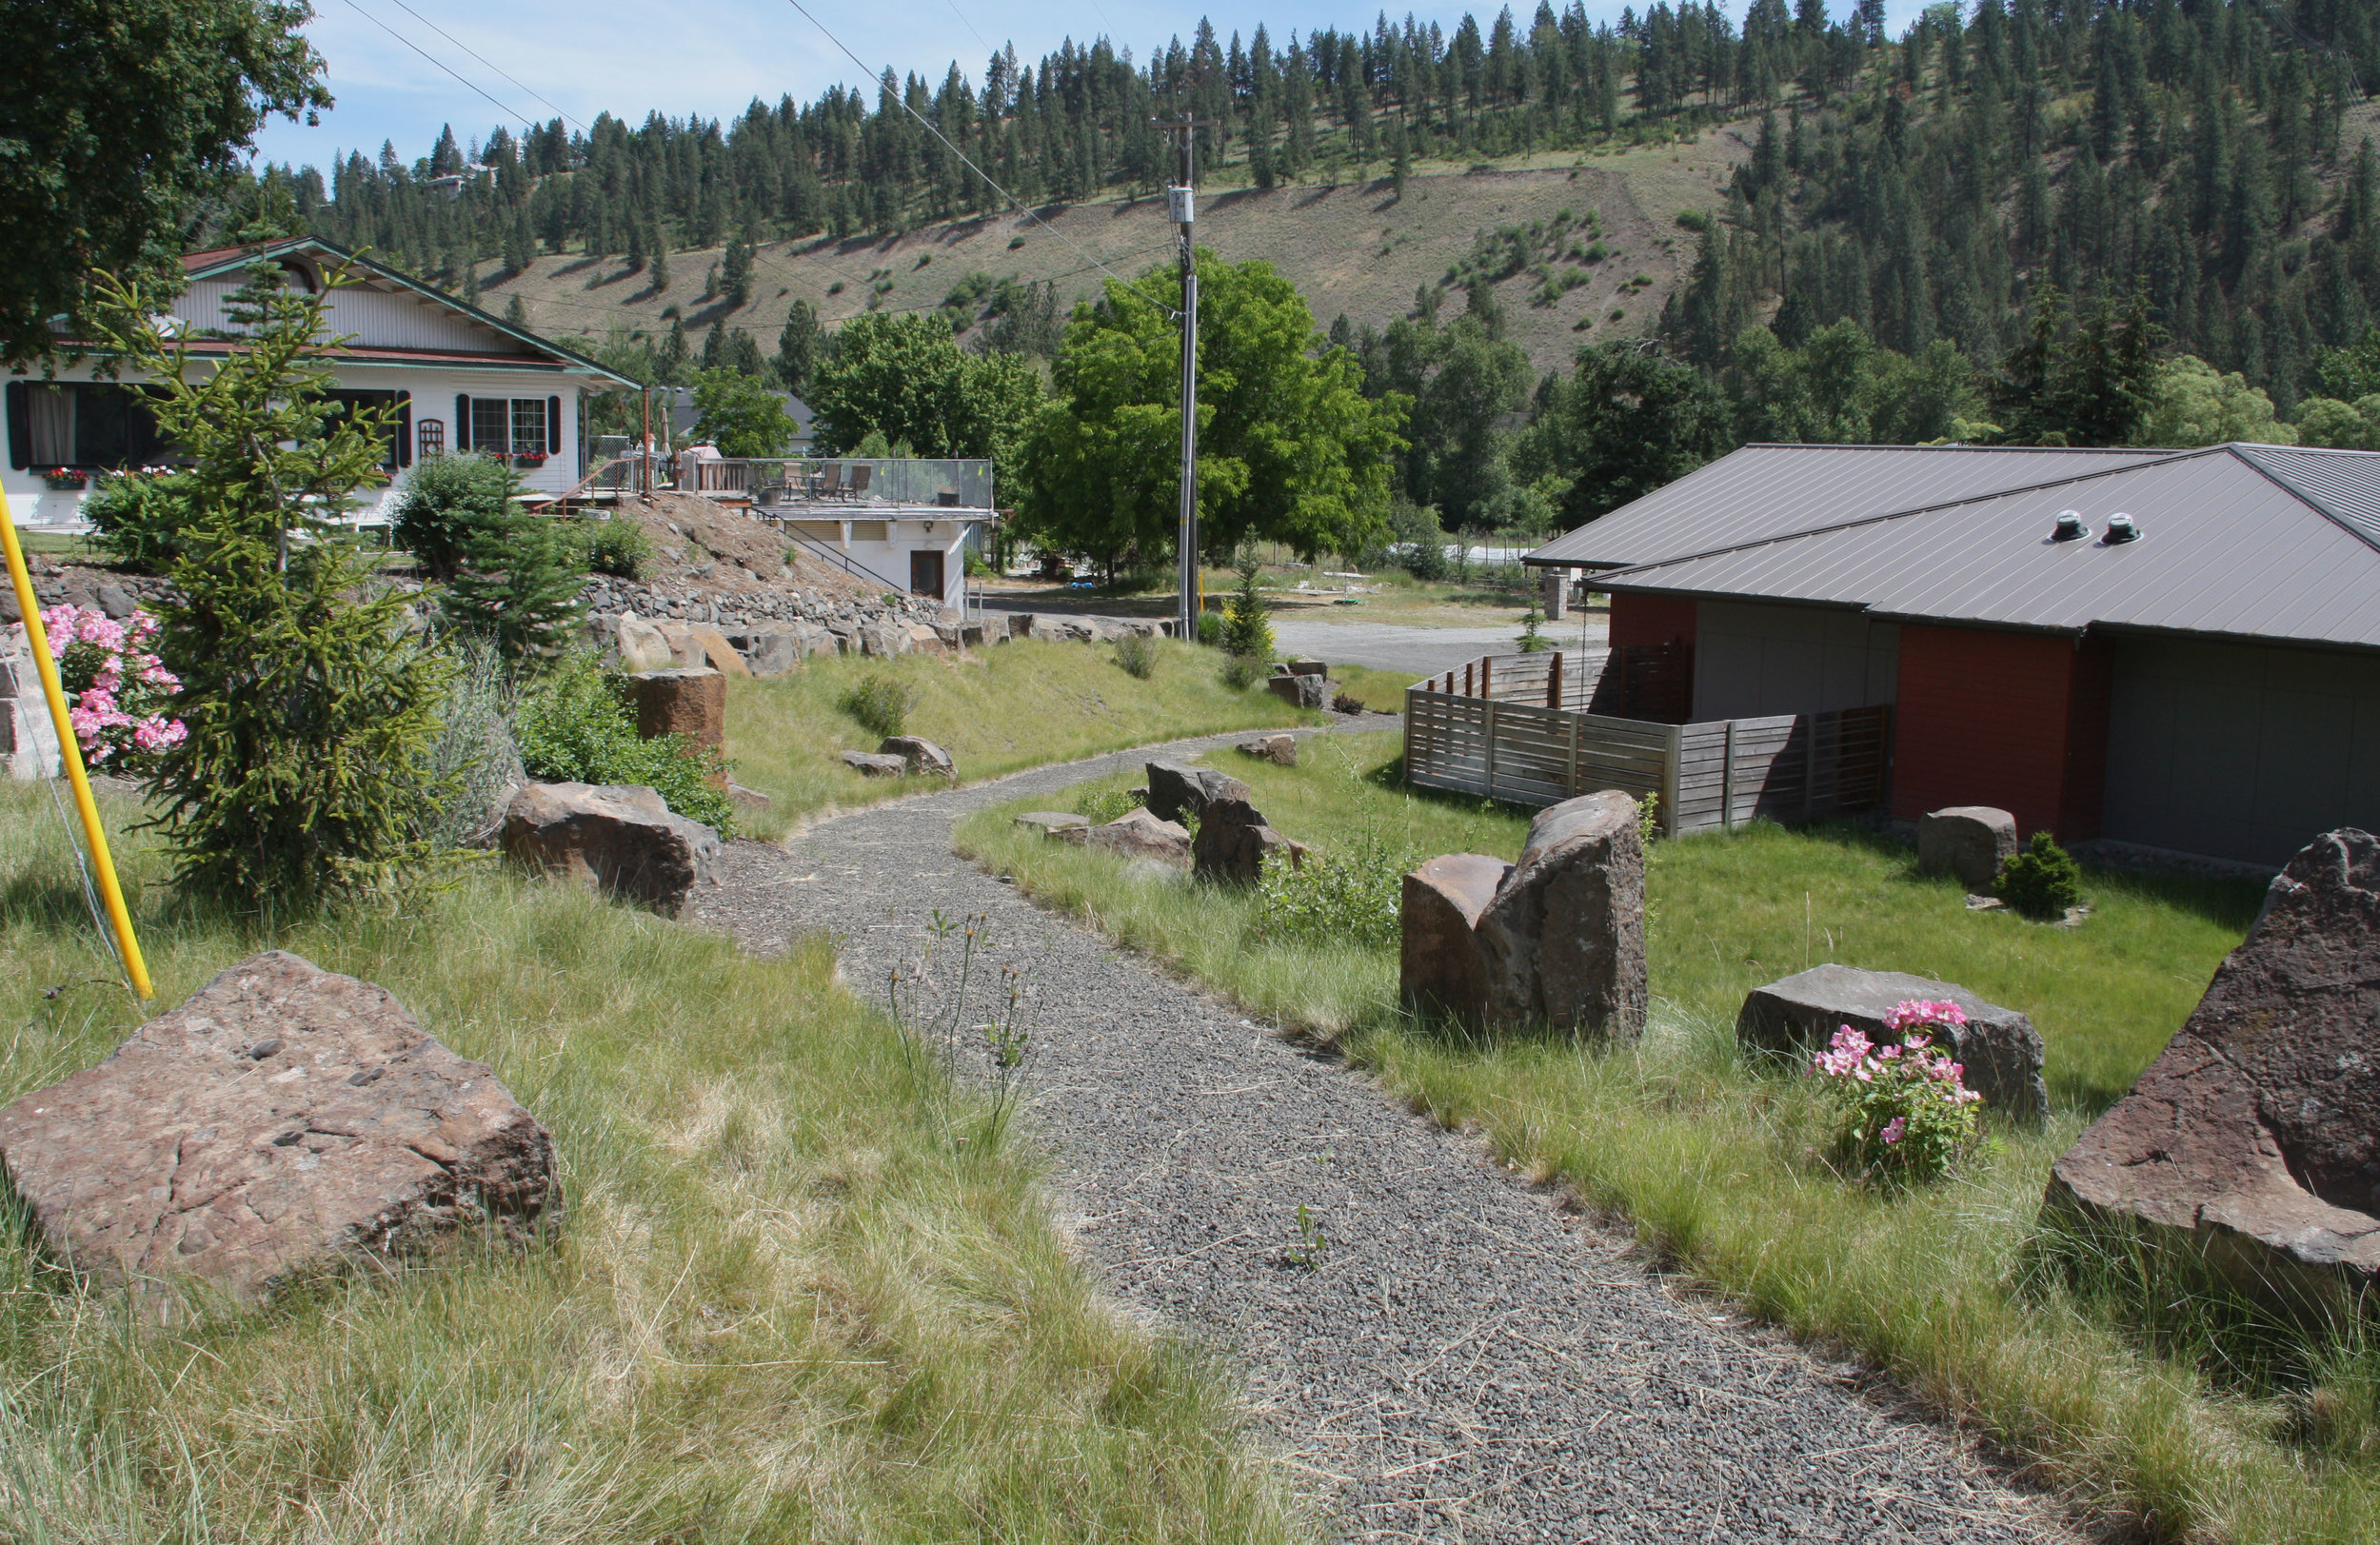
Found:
[1541,566,1570,622]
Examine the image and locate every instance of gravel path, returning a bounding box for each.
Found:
[689,726,2075,1543]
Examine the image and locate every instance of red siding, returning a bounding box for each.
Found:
[1610,591,1698,649]
[1892,625,2111,842]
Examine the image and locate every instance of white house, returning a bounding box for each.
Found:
[3,235,639,528]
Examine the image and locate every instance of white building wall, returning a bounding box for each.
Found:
[175,278,532,357]
[778,516,978,603]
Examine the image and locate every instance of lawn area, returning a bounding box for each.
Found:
[1321,663,1418,713]
[724,636,1319,837]
[956,732,2380,1543]
[0,782,1303,1542]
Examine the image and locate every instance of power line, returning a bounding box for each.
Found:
[375,0,588,133]
[336,0,538,132]
[774,0,1183,319]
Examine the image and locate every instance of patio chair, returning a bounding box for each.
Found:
[846,464,873,499]
[811,463,841,499]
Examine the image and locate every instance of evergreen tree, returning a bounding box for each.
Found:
[776,299,823,394]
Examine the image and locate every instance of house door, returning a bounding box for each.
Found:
[910,549,945,600]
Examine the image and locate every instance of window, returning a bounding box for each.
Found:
[511,398,547,457]
[466,395,550,458]
[6,382,175,469]
[324,390,407,471]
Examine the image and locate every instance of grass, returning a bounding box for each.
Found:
[1320,664,1416,714]
[955,732,2380,1542]
[0,782,1304,1542]
[723,637,1319,837]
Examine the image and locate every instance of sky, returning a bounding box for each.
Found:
[254,0,1935,174]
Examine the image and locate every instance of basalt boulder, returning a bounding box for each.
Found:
[1190,796,1306,884]
[502,782,720,917]
[1399,854,1514,1021]
[1737,963,2048,1123]
[1918,806,2019,893]
[1144,761,1250,826]
[880,736,956,780]
[1475,791,1648,1038]
[2046,828,2380,1317]
[0,951,559,1318]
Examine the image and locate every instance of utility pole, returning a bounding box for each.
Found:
[1162,115,1200,641]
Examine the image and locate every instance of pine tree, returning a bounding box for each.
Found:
[658,316,689,382]
[442,481,586,662]
[776,298,823,394]
[701,320,727,371]
[505,292,529,327]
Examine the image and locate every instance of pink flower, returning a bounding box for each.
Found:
[1880,1117,1906,1145]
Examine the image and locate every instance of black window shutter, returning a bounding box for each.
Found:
[4,382,26,470]
[546,395,561,457]
[455,393,472,451]
[396,391,413,468]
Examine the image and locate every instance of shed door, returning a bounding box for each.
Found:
[910,549,945,600]
[2102,636,2380,866]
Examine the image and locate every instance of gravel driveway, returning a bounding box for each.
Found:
[688,726,2074,1543]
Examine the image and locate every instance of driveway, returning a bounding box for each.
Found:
[1272,615,1610,678]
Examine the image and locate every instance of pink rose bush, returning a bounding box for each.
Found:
[1809,999,1983,1186]
[42,604,186,770]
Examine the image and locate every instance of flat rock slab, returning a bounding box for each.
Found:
[504,781,721,917]
[1738,964,2048,1123]
[0,951,559,1315]
[1014,810,1088,835]
[840,750,908,778]
[1065,806,1192,865]
[880,735,956,780]
[2049,827,2380,1313]
[1238,733,1297,766]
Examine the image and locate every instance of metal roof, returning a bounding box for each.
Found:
[1596,445,2380,653]
[1526,443,2171,569]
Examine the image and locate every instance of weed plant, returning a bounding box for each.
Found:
[1074,784,1145,824]
[839,674,917,739]
[583,514,650,579]
[0,782,1300,1541]
[512,653,732,832]
[953,731,2380,1540]
[1113,631,1159,680]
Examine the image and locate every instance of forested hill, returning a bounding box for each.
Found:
[222,0,2380,413]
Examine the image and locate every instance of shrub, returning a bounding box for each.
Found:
[1195,609,1223,647]
[42,604,185,771]
[388,452,514,581]
[1220,654,1268,692]
[1112,632,1158,680]
[1515,597,1550,652]
[1331,690,1365,714]
[1220,552,1274,664]
[1808,1000,1982,1188]
[418,638,526,849]
[840,674,917,739]
[441,500,586,662]
[82,466,190,572]
[1389,498,1449,582]
[1997,830,2085,920]
[92,262,456,913]
[1074,784,1143,824]
[585,516,651,579]
[510,654,732,833]
[1250,823,1419,949]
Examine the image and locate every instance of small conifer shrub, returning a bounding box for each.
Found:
[1997,831,2085,921]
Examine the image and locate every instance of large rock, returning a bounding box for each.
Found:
[1066,807,1192,865]
[0,951,559,1313]
[1918,806,2018,892]
[739,627,803,678]
[687,625,750,678]
[2046,828,2380,1315]
[880,735,956,780]
[1144,760,1250,826]
[1475,791,1648,1038]
[614,613,676,672]
[1400,854,1513,1020]
[840,749,907,778]
[627,668,725,751]
[1285,658,1328,677]
[856,621,910,658]
[1239,734,1297,766]
[1191,796,1307,883]
[1737,964,2048,1123]
[1267,671,1328,709]
[502,782,720,917]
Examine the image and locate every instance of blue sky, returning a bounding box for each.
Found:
[255,0,1934,172]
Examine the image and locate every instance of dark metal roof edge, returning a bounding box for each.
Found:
[2224,444,2380,557]
[1590,445,2228,583]
[2083,617,2380,657]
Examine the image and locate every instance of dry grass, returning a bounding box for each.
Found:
[955,732,2380,1542]
[0,782,1305,1542]
[723,637,1317,838]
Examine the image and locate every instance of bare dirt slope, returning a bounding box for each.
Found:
[492,128,1753,378]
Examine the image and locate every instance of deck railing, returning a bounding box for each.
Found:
[675,456,992,510]
[1404,651,1892,837]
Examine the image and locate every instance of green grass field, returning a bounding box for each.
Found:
[724,637,1319,836]
[956,732,2380,1542]
[0,782,1304,1542]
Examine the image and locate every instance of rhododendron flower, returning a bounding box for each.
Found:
[1880,1117,1906,1145]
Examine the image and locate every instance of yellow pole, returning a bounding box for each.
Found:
[0,486,153,1000]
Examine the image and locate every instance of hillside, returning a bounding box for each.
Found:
[481,131,1749,378]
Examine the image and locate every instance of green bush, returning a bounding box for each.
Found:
[1112,632,1158,680]
[1220,553,1274,664]
[82,468,193,572]
[840,674,917,739]
[510,654,733,834]
[1250,823,1419,947]
[1220,654,1268,692]
[388,453,514,581]
[585,517,651,579]
[1996,831,2085,920]
[1195,610,1223,647]
[1389,498,1449,582]
[1073,785,1144,824]
[441,504,585,661]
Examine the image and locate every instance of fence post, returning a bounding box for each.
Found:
[1547,651,1562,710]
[1482,657,1493,699]
[1567,708,1581,797]
[1722,719,1737,833]
[1484,700,1497,801]
[1464,662,1474,696]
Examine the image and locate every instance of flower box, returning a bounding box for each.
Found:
[39,467,87,491]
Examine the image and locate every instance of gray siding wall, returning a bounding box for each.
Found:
[2103,636,2380,866]
[1691,601,1900,721]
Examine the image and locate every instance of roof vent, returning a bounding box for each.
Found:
[2103,512,2141,545]
[2051,510,2088,542]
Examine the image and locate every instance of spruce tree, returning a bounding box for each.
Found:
[776,298,823,394]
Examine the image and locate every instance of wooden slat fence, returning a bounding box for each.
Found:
[1404,654,1892,837]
